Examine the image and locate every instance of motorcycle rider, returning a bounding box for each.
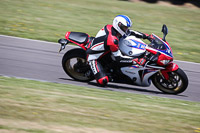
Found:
[86,15,153,86]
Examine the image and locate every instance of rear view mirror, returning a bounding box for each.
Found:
[161,24,168,41]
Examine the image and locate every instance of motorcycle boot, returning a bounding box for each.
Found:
[88,59,109,86]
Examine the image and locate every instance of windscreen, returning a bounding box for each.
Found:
[148,35,166,50]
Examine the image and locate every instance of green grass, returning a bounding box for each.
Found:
[0,76,200,133]
[0,0,200,63]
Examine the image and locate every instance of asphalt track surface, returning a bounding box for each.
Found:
[0,35,200,102]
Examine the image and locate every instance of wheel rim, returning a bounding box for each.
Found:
[156,72,184,93]
[65,57,91,81]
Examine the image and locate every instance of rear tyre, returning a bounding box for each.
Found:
[152,68,188,94]
[62,48,94,82]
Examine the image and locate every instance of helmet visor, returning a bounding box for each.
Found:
[118,22,130,35]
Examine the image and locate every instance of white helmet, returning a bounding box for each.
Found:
[113,15,132,36]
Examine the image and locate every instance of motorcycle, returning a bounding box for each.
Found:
[58,25,188,94]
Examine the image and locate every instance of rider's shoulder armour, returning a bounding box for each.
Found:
[104,25,119,52]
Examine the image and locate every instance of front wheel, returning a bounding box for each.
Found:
[62,48,94,82]
[152,68,188,94]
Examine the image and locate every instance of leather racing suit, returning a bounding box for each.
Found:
[86,24,149,86]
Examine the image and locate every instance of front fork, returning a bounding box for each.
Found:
[160,63,179,80]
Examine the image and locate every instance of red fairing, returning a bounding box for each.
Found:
[161,63,179,80]
[146,47,173,66]
[105,25,119,52]
[65,31,71,39]
[146,47,157,55]
[65,32,89,50]
[157,53,173,66]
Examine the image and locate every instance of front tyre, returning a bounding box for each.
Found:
[62,48,94,82]
[152,68,188,94]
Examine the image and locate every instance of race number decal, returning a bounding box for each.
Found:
[129,39,146,50]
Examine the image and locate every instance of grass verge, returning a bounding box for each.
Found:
[0,0,200,63]
[0,76,199,133]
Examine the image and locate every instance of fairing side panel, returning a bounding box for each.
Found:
[120,66,158,87]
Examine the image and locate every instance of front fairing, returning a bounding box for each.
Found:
[148,34,173,58]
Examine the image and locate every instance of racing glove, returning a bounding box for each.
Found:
[147,34,155,41]
[130,30,154,41]
[141,33,155,41]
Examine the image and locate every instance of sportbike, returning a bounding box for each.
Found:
[58,25,188,94]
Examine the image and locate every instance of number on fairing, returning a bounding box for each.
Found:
[130,39,146,50]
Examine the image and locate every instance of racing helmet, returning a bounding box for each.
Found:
[113,15,132,36]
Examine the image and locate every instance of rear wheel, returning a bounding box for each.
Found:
[62,48,94,82]
[152,68,188,94]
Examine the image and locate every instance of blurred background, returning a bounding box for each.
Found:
[0,0,200,62]
[122,0,200,8]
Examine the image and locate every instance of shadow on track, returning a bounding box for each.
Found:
[87,81,162,94]
[59,77,187,97]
